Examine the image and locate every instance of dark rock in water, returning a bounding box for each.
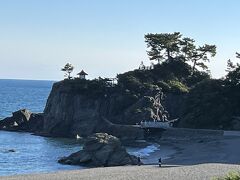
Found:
[197,140,204,143]
[27,113,44,132]
[13,109,32,124]
[8,149,16,153]
[0,109,31,130]
[58,133,140,167]
[0,109,43,132]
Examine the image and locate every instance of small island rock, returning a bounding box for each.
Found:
[0,109,43,132]
[58,133,141,167]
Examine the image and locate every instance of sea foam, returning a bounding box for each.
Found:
[128,144,160,157]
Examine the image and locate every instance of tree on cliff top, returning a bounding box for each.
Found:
[145,32,182,63]
[61,63,74,79]
[145,32,216,74]
[236,52,240,59]
[180,37,196,62]
[225,52,240,86]
[191,44,216,73]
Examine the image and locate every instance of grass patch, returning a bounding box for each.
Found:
[213,171,240,180]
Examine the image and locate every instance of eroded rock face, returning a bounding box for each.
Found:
[43,81,144,140]
[42,80,182,139]
[0,109,44,132]
[58,133,140,167]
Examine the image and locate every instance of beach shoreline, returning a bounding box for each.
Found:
[1,132,240,179]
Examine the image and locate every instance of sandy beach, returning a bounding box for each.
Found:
[1,129,240,180]
[0,164,239,180]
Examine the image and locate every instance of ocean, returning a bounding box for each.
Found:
[0,79,164,176]
[0,79,53,118]
[0,79,84,176]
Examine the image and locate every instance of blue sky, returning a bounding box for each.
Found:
[0,0,240,80]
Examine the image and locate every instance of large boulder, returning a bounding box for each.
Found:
[0,109,44,132]
[58,133,140,167]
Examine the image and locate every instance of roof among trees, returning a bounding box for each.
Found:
[78,70,88,75]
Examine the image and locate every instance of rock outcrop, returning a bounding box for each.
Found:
[0,109,43,132]
[0,79,171,140]
[0,79,179,140]
[43,80,145,140]
[58,133,140,167]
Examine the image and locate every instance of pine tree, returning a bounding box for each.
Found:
[145,32,182,63]
[61,63,74,79]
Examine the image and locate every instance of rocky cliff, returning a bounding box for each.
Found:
[0,78,184,140]
[42,78,185,139]
[43,79,146,140]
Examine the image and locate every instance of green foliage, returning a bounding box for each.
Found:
[224,58,240,118]
[180,37,196,62]
[117,59,209,96]
[156,81,171,92]
[145,32,216,74]
[185,70,211,87]
[152,60,192,81]
[61,63,74,79]
[117,73,144,93]
[181,79,233,129]
[168,80,189,93]
[112,93,139,115]
[145,32,182,62]
[180,55,240,129]
[61,78,112,98]
[214,171,240,180]
[236,52,240,59]
[191,44,216,72]
[225,60,240,87]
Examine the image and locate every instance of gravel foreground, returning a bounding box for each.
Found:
[1,164,240,180]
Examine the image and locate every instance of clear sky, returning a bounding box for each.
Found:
[0,0,240,80]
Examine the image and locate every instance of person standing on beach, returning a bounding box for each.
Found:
[158,158,162,167]
[137,156,141,166]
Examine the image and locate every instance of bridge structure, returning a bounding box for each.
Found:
[140,119,178,130]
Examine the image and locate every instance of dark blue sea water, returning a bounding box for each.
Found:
[0,131,84,176]
[0,79,53,119]
[0,79,83,176]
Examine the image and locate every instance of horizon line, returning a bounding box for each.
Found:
[0,78,57,82]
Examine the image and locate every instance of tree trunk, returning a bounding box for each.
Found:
[192,60,197,74]
[167,49,171,60]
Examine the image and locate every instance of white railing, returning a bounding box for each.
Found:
[140,121,172,129]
